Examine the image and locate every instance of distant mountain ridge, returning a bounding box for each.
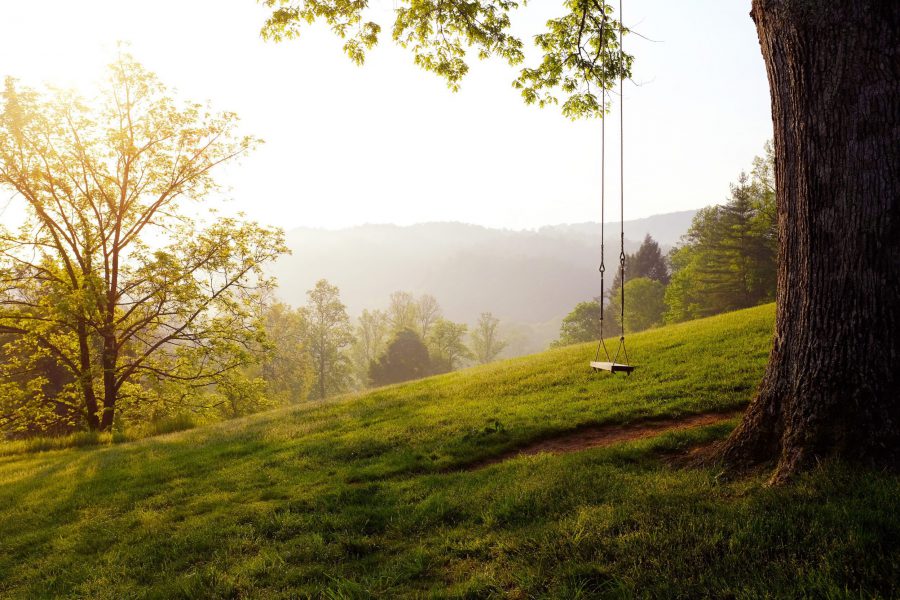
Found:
[270,209,697,354]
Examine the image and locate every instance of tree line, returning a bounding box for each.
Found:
[554,143,777,346]
[272,282,509,400]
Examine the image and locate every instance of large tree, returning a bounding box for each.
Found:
[0,55,285,432]
[718,1,898,482]
[259,302,315,404]
[303,279,354,399]
[258,0,899,480]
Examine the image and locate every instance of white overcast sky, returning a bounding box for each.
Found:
[0,0,771,230]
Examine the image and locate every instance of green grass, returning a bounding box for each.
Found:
[0,304,897,598]
[0,414,200,457]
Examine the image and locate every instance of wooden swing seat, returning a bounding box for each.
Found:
[590,361,636,374]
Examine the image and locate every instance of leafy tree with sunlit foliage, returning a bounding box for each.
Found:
[259,0,630,119]
[0,54,286,433]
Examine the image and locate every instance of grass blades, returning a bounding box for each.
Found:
[0,304,897,598]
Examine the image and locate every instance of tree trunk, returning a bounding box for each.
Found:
[319,353,326,400]
[100,345,117,432]
[719,0,900,483]
[76,320,101,431]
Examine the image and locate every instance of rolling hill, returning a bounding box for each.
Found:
[0,304,896,598]
[269,211,698,355]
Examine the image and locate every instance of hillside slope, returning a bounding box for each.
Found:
[0,304,897,599]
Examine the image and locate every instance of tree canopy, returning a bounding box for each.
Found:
[471,312,507,364]
[608,277,665,333]
[259,0,632,119]
[0,55,285,433]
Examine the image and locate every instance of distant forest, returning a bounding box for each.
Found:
[271,211,698,356]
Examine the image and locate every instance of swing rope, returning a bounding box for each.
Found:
[594,38,611,363]
[594,0,630,370]
[612,0,629,366]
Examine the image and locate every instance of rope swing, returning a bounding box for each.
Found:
[591,0,634,375]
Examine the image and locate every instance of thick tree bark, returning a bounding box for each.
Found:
[719,0,900,483]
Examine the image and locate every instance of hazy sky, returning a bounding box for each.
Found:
[1,0,771,230]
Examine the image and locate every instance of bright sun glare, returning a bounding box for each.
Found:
[2,0,771,231]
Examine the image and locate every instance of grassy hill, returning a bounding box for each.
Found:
[0,304,897,598]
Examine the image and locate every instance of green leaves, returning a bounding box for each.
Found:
[260,0,381,65]
[0,54,286,433]
[470,311,506,364]
[427,318,471,372]
[303,279,355,399]
[664,149,777,324]
[514,0,630,119]
[259,0,633,118]
[553,299,602,347]
[393,0,524,91]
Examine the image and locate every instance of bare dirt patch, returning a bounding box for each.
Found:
[466,411,742,470]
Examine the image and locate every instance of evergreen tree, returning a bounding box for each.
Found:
[606,234,669,333]
[610,233,669,292]
[664,154,777,324]
[631,234,670,284]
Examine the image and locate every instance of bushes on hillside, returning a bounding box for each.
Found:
[369,329,432,385]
